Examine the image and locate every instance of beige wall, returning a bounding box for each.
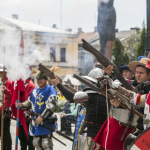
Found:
[29,33,79,86]
[0,29,79,86]
[24,34,78,67]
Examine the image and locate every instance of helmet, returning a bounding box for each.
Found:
[82,68,104,83]
[0,64,7,72]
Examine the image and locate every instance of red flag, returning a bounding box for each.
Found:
[11,31,28,138]
[19,31,24,57]
[11,79,28,137]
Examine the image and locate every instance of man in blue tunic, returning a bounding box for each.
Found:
[16,72,58,150]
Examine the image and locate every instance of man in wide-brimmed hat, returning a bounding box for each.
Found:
[94,58,150,150]
[107,59,150,150]
[128,58,150,83]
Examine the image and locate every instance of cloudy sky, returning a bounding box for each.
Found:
[0,0,146,32]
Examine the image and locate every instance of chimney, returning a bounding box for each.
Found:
[78,28,83,33]
[94,27,97,32]
[66,28,72,32]
[12,14,18,19]
[115,29,119,33]
[52,24,58,29]
[130,27,140,32]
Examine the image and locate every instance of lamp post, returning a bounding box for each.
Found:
[145,0,150,56]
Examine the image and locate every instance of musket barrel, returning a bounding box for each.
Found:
[30,112,74,142]
[40,122,73,142]
[73,74,101,93]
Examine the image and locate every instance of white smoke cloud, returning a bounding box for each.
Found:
[0,29,50,82]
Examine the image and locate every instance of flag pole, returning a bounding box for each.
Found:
[1,66,5,150]
[1,43,6,150]
[15,30,23,150]
[15,85,20,150]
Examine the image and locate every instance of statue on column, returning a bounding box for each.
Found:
[97,0,116,59]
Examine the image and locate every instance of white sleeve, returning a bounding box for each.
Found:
[130,93,139,105]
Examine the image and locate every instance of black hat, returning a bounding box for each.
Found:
[118,64,132,74]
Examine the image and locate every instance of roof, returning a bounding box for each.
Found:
[78,32,99,44]
[0,16,78,36]
[82,29,141,45]
[116,30,138,39]
[63,74,81,86]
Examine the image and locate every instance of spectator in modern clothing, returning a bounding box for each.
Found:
[60,103,80,135]
[58,100,71,117]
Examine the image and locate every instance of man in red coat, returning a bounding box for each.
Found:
[0,64,12,150]
[2,65,35,150]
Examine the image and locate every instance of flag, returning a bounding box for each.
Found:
[11,79,28,137]
[11,31,28,142]
[19,31,24,57]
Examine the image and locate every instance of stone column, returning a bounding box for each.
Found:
[105,41,114,60]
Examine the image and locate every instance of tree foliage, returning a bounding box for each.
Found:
[112,38,130,66]
[135,23,146,60]
[123,33,140,61]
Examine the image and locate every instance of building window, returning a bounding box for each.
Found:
[60,48,66,62]
[50,47,56,62]
[81,51,85,60]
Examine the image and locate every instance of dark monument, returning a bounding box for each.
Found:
[97,0,116,58]
[145,0,150,56]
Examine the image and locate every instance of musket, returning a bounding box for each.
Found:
[10,115,66,146]
[73,74,144,119]
[38,63,62,83]
[38,63,77,93]
[52,135,67,146]
[81,39,134,91]
[30,112,73,142]
[63,84,77,93]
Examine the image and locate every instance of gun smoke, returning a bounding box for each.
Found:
[0,30,50,82]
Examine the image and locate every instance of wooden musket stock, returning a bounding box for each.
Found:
[81,39,134,91]
[38,63,62,83]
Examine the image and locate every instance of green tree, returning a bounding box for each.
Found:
[123,53,130,64]
[135,22,146,60]
[123,33,140,61]
[112,38,130,66]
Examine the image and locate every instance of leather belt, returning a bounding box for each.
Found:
[119,122,133,128]
[83,121,103,125]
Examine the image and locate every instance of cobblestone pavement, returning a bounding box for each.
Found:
[10,114,74,150]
